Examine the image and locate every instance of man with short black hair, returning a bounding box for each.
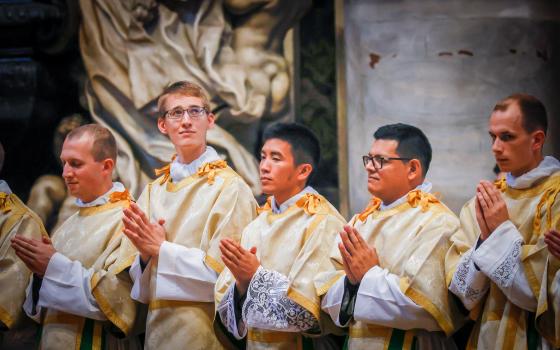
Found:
[319,123,462,349]
[215,122,346,349]
[12,124,139,350]
[122,81,257,350]
[447,93,560,348]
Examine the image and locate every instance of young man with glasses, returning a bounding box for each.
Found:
[215,122,346,349]
[122,81,257,349]
[318,123,463,349]
[446,94,560,348]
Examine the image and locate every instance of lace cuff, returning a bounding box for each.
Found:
[449,248,489,310]
[242,267,319,332]
[217,284,247,339]
[473,221,523,289]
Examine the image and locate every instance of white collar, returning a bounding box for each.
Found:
[75,182,125,208]
[270,186,318,214]
[506,156,560,189]
[0,180,12,194]
[380,181,433,211]
[170,146,221,183]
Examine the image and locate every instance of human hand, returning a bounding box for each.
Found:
[122,202,166,263]
[338,225,378,285]
[220,238,260,296]
[476,180,509,238]
[11,235,56,277]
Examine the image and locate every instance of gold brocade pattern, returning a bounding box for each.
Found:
[407,189,440,212]
[40,195,138,350]
[140,166,257,350]
[0,192,47,329]
[197,159,228,184]
[215,193,345,349]
[446,171,560,348]
[357,197,381,222]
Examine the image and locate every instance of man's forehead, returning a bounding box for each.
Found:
[262,138,292,154]
[61,134,94,156]
[369,139,399,155]
[160,93,204,109]
[489,104,524,131]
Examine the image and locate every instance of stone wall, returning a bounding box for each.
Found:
[343,0,560,214]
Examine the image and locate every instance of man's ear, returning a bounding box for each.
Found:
[102,158,115,174]
[408,159,422,181]
[531,130,546,153]
[207,112,216,129]
[157,117,168,135]
[297,163,313,183]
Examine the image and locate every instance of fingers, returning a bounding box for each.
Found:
[481,180,502,204]
[351,226,368,249]
[545,230,560,251]
[249,246,257,254]
[14,245,36,262]
[129,202,150,225]
[340,229,356,255]
[476,186,490,212]
[157,219,166,226]
[338,242,352,264]
[220,241,240,262]
[42,236,52,244]
[11,236,40,254]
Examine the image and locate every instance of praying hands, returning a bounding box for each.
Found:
[11,235,56,277]
[219,238,260,296]
[122,202,166,263]
[338,225,379,285]
[476,180,509,240]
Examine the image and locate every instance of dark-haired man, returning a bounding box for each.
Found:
[11,124,139,349]
[122,81,257,349]
[215,122,346,349]
[447,94,560,348]
[0,142,48,338]
[319,123,462,349]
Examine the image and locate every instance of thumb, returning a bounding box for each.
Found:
[249,246,257,254]
[42,236,52,244]
[157,219,166,226]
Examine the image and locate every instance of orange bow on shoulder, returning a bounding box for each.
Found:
[257,197,273,215]
[0,192,11,213]
[296,193,324,215]
[109,189,132,203]
[407,189,439,212]
[197,160,228,185]
[357,197,382,222]
[493,177,507,192]
[154,155,178,185]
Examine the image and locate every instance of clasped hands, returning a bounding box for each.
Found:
[338,225,379,285]
[122,202,166,263]
[475,180,509,241]
[11,235,56,277]
[219,238,260,296]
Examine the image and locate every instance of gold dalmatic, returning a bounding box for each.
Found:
[0,192,48,329]
[215,193,346,350]
[141,160,257,350]
[446,174,560,349]
[39,191,138,350]
[317,190,464,350]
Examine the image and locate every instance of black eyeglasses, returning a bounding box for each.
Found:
[362,155,411,170]
[162,106,208,120]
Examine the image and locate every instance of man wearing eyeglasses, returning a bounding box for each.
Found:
[318,123,463,349]
[446,94,560,348]
[122,81,257,349]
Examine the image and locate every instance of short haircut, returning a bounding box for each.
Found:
[0,142,4,172]
[66,124,117,162]
[493,93,548,134]
[262,122,321,183]
[373,123,432,177]
[157,81,211,115]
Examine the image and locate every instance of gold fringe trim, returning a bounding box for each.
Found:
[400,278,454,336]
[79,200,128,216]
[247,328,300,343]
[148,299,210,311]
[0,305,14,329]
[286,287,320,321]
[316,271,345,296]
[204,254,224,274]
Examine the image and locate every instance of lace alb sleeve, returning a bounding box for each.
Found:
[449,247,490,310]
[242,266,319,332]
[217,284,247,339]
